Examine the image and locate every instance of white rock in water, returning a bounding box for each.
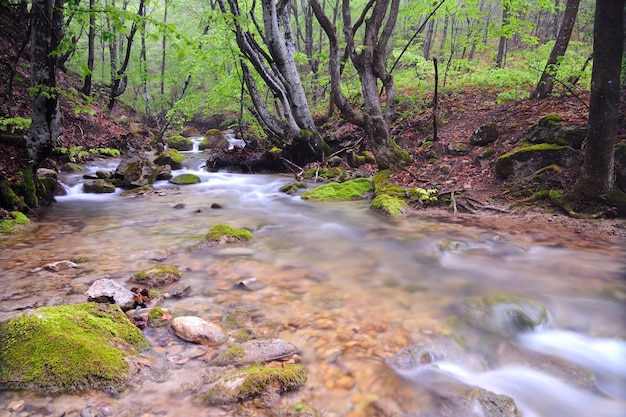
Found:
[171,316,227,346]
[86,278,136,311]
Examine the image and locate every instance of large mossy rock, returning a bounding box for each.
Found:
[120,159,159,188]
[525,114,586,149]
[154,149,185,170]
[301,178,372,201]
[200,129,229,150]
[495,144,578,179]
[205,223,252,243]
[166,135,193,151]
[202,364,307,405]
[0,303,150,392]
[132,264,181,287]
[0,211,33,234]
[460,294,550,337]
[83,179,116,194]
[170,173,201,185]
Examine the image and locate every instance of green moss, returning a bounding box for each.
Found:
[165,135,193,151]
[538,114,564,127]
[169,173,201,185]
[301,178,372,201]
[0,303,149,392]
[303,167,346,181]
[0,211,31,234]
[499,143,570,160]
[270,147,282,154]
[210,346,246,366]
[132,265,181,286]
[222,310,250,330]
[147,307,169,327]
[280,182,308,194]
[203,364,307,404]
[371,194,407,216]
[20,167,38,207]
[160,149,185,163]
[205,223,252,242]
[407,187,438,202]
[0,181,25,211]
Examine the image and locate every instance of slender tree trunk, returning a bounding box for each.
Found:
[82,0,95,95]
[423,18,435,60]
[160,0,168,95]
[495,2,509,68]
[530,0,580,99]
[140,17,150,120]
[573,0,624,199]
[25,0,64,165]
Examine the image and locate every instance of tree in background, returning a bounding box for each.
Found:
[311,0,409,169]
[530,0,580,99]
[25,0,64,164]
[573,0,624,205]
[217,0,324,165]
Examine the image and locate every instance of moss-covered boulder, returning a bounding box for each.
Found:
[279,182,308,194]
[526,114,586,149]
[205,223,252,243]
[202,364,307,405]
[59,162,84,173]
[132,264,181,287]
[0,303,150,392]
[0,181,25,211]
[494,144,579,179]
[83,179,116,194]
[153,149,185,170]
[209,338,299,367]
[166,135,193,151]
[301,178,372,201]
[120,159,160,189]
[0,211,33,234]
[370,170,436,216]
[461,294,550,337]
[303,167,347,182]
[200,129,229,150]
[169,173,201,185]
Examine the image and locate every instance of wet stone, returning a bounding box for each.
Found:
[171,316,227,346]
[209,338,299,367]
[234,277,266,291]
[86,278,136,311]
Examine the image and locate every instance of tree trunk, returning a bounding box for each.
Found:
[25,0,64,165]
[530,0,580,99]
[108,0,145,110]
[573,0,624,199]
[312,0,408,169]
[218,0,324,164]
[495,2,509,68]
[82,0,95,95]
[423,18,435,60]
[160,0,168,95]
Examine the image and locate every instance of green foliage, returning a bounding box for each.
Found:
[55,146,120,162]
[0,118,31,134]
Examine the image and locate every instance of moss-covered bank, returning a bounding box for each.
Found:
[0,303,150,392]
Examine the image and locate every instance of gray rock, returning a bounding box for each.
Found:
[95,169,114,179]
[120,159,159,188]
[447,142,469,156]
[171,316,227,345]
[132,264,181,287]
[83,179,116,194]
[494,144,579,179]
[460,294,550,336]
[86,278,136,311]
[210,338,299,366]
[37,168,57,178]
[202,363,307,405]
[470,123,499,146]
[43,260,79,272]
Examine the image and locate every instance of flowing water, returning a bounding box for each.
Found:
[0,156,625,417]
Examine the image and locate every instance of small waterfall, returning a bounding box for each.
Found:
[225,133,246,150]
[187,136,203,153]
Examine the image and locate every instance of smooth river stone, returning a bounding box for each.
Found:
[171,316,227,346]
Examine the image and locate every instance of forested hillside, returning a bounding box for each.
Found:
[0,0,624,218]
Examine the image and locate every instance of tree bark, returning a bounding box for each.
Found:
[573,0,624,199]
[530,0,580,99]
[25,0,64,165]
[82,0,96,95]
[312,0,408,169]
[219,0,324,164]
[495,2,509,68]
